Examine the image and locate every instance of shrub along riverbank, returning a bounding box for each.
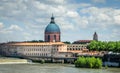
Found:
[75,57,102,69]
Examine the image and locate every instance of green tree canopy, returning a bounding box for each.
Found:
[87,41,120,53]
[75,57,102,69]
[63,41,71,44]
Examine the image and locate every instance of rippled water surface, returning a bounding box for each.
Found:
[0,63,119,73]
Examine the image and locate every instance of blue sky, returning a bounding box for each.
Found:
[0,0,120,43]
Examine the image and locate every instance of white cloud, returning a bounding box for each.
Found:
[34,1,48,10]
[110,29,120,40]
[0,0,120,42]
[78,19,88,28]
[48,0,65,4]
[23,32,31,40]
[9,25,23,31]
[0,24,23,34]
[80,6,120,29]
[114,15,120,25]
[0,22,4,29]
[66,11,79,18]
[79,3,91,7]
[92,0,106,3]
[0,29,12,34]
[97,13,110,21]
[57,17,75,30]
[0,22,12,34]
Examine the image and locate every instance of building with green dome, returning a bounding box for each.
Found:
[45,15,60,42]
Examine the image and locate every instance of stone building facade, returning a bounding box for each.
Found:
[67,44,88,53]
[0,42,67,58]
[0,42,90,58]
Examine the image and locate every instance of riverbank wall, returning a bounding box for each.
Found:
[0,57,29,64]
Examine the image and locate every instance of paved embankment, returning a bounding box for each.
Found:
[0,57,29,64]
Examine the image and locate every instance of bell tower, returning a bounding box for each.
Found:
[93,32,98,41]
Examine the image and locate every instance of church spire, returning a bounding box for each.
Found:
[93,32,98,41]
[50,14,55,24]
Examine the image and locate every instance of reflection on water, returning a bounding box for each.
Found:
[0,63,119,73]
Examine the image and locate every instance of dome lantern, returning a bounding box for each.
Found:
[50,14,55,24]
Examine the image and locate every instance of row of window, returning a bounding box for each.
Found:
[4,48,64,52]
[67,48,85,50]
[67,46,86,48]
[52,48,58,51]
[23,48,50,51]
[21,46,51,48]
[21,46,64,48]
[25,53,48,56]
[24,48,64,51]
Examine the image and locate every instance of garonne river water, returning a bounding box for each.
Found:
[0,63,119,73]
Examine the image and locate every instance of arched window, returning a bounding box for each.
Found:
[48,35,50,42]
[54,35,56,41]
[59,35,60,41]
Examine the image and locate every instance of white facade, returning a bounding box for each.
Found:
[0,42,89,58]
[0,42,67,57]
[67,44,88,53]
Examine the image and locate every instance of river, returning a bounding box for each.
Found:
[0,63,119,73]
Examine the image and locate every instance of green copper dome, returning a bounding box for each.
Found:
[45,16,60,33]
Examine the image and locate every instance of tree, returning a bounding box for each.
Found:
[87,41,120,53]
[88,40,97,51]
[94,58,102,68]
[101,42,107,51]
[75,57,86,67]
[75,57,102,69]
[38,40,44,42]
[115,42,120,52]
[86,57,93,68]
[107,42,116,51]
[63,41,71,44]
